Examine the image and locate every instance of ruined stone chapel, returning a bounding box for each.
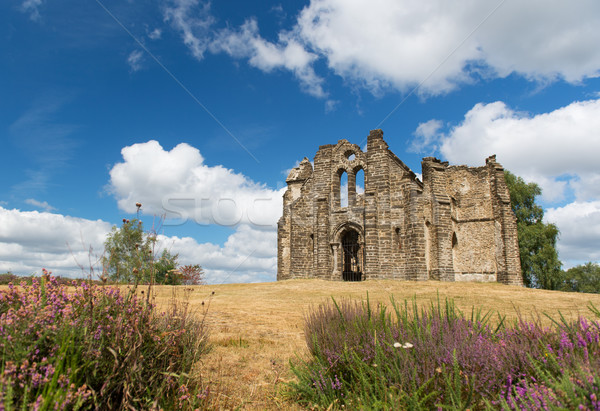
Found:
[277,129,522,285]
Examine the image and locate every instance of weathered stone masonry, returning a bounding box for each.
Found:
[277,129,522,285]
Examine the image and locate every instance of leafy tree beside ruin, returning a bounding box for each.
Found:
[505,171,562,289]
[561,262,600,294]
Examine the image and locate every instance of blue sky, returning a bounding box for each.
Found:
[1,0,600,283]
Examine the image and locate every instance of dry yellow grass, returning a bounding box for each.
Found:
[148,280,600,410]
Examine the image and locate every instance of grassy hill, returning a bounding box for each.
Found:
[149,279,600,409]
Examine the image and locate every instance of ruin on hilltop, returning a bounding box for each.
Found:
[277,129,522,285]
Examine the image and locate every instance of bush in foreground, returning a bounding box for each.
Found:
[0,272,210,410]
[289,296,600,410]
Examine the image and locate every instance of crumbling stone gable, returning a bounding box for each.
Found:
[277,129,522,285]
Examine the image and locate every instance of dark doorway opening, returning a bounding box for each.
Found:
[342,230,362,281]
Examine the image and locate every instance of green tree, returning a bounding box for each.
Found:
[102,218,155,283]
[505,171,562,289]
[153,249,181,285]
[561,262,600,294]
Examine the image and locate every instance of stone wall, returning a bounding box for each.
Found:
[277,129,522,286]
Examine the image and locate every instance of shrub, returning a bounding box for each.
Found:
[0,274,101,286]
[0,272,210,410]
[0,273,18,285]
[561,262,600,294]
[178,264,205,286]
[289,295,600,410]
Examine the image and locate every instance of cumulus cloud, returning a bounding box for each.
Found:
[0,207,111,277]
[545,201,600,267]
[410,119,443,153]
[295,0,480,94]
[157,224,277,283]
[295,0,600,94]
[25,198,56,212]
[164,0,600,97]
[107,140,284,228]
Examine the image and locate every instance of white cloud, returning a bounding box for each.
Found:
[25,198,56,212]
[294,0,600,95]
[410,119,443,153]
[0,207,111,277]
[148,28,162,40]
[475,0,600,83]
[546,201,600,266]
[165,0,600,97]
[163,2,326,97]
[127,50,144,72]
[295,0,478,95]
[340,181,348,208]
[158,224,277,283]
[107,140,284,228]
[210,19,326,97]
[20,0,44,21]
[164,0,214,60]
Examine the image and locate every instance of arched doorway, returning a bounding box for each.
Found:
[341,229,362,281]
